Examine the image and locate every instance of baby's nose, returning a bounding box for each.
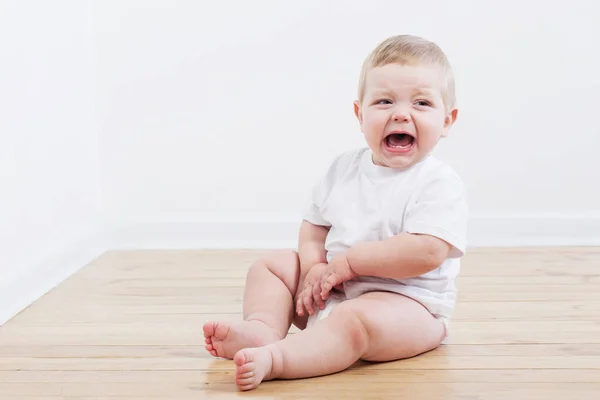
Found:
[392,108,411,122]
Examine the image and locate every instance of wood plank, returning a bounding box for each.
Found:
[1,382,599,399]
[14,300,600,323]
[12,300,599,324]
[1,343,598,358]
[458,291,600,301]
[1,352,598,371]
[1,368,599,383]
[0,247,599,399]
[3,319,599,345]
[452,301,600,320]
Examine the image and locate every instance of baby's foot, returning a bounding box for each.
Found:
[234,344,282,391]
[202,320,280,359]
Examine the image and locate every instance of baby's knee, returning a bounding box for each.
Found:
[328,302,370,354]
[250,250,300,286]
[251,250,298,271]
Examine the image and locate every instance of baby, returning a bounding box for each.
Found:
[203,34,468,391]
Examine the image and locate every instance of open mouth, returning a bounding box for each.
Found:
[385,132,415,152]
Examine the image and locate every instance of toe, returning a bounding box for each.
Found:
[237,371,254,379]
[202,321,216,338]
[237,378,259,392]
[234,349,249,367]
[236,377,256,386]
[213,322,230,339]
[236,362,254,375]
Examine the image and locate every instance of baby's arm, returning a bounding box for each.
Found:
[346,233,451,279]
[318,235,444,298]
[296,220,329,292]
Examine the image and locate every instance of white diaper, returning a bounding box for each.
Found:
[439,317,450,344]
[306,290,346,328]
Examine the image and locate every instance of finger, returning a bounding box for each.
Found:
[312,281,325,310]
[297,286,311,316]
[321,274,336,298]
[296,294,305,316]
[303,287,315,315]
[328,273,341,289]
[320,277,331,301]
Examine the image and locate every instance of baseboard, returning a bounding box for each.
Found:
[0,228,109,326]
[3,212,597,325]
[112,212,600,249]
[467,212,600,247]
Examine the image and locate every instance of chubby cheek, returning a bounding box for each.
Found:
[416,119,442,144]
[362,113,387,137]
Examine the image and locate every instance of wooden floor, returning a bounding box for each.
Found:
[0,248,599,399]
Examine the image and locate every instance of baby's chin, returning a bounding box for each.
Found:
[372,147,420,170]
[385,159,415,170]
[372,154,415,170]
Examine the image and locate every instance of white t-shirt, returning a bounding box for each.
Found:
[302,147,468,319]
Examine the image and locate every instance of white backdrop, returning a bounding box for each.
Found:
[94,0,600,245]
[2,0,600,323]
[0,0,103,323]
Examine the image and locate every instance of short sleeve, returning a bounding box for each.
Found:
[404,172,468,258]
[302,176,331,227]
[301,150,359,227]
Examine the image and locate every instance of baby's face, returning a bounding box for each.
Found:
[354,63,457,169]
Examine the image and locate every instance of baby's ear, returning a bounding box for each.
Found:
[441,108,458,137]
[353,100,363,126]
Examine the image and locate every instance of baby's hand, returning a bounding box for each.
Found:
[296,263,328,317]
[320,253,356,300]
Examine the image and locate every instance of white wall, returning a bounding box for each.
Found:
[0,0,598,323]
[94,0,600,247]
[0,0,103,324]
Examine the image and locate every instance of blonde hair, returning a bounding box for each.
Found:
[357,35,456,110]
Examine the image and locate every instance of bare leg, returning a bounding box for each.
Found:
[203,250,308,359]
[233,291,445,390]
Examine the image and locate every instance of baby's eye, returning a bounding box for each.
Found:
[376,99,392,105]
[415,100,431,107]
